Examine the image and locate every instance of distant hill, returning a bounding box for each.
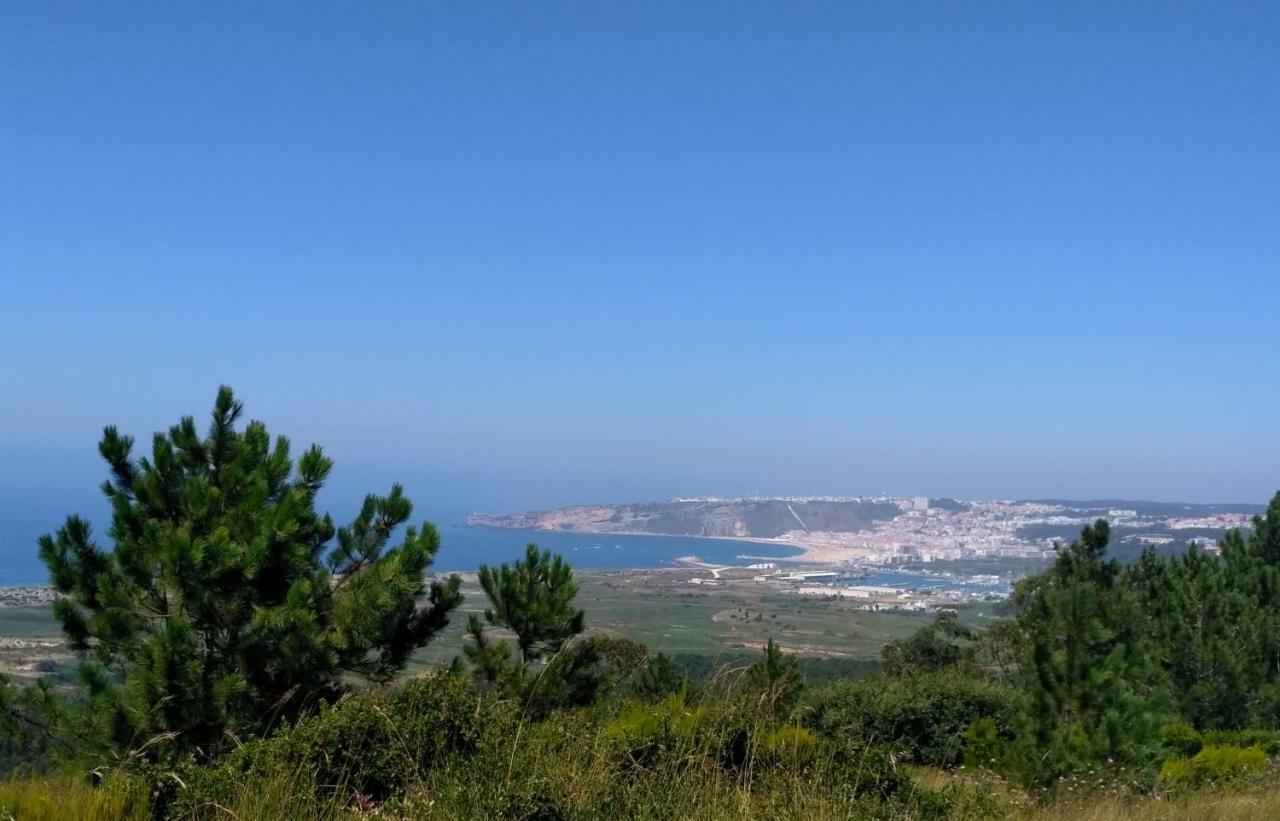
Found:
[468,498,903,539]
[1023,499,1266,517]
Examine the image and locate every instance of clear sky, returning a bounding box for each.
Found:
[2,2,1278,544]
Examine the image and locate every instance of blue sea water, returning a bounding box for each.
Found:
[432,527,805,573]
[0,527,805,586]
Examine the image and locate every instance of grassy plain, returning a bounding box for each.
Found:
[406,568,994,669]
[1,570,997,677]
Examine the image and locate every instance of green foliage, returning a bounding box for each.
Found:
[1159,722,1204,757]
[469,542,585,666]
[665,651,878,688]
[1158,744,1267,791]
[1121,495,1280,731]
[605,692,710,763]
[760,725,819,769]
[0,771,149,821]
[630,652,688,700]
[36,387,462,762]
[531,634,650,713]
[962,717,1009,771]
[747,638,803,717]
[128,680,925,818]
[1011,519,1166,785]
[1202,728,1280,756]
[881,610,975,676]
[161,672,496,815]
[462,542,590,713]
[0,675,65,773]
[806,670,1019,768]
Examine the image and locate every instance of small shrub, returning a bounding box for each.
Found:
[1158,722,1203,757]
[962,717,1009,771]
[823,740,908,800]
[761,726,819,769]
[907,781,1005,821]
[605,693,709,765]
[806,670,1019,768]
[1158,744,1267,790]
[1202,728,1280,756]
[162,671,493,815]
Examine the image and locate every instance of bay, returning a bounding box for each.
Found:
[0,527,805,586]
[432,527,804,572]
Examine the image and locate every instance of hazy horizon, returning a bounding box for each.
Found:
[3,3,1278,559]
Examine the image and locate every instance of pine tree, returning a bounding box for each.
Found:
[1204,492,1280,725]
[464,543,585,672]
[1128,545,1251,729]
[881,610,975,676]
[1013,520,1165,784]
[631,652,687,700]
[1117,493,1280,729]
[748,638,803,716]
[37,387,462,761]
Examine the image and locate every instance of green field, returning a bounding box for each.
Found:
[3,572,993,677]
[411,570,993,670]
[0,606,59,639]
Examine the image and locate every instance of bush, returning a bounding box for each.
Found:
[604,693,712,767]
[760,726,819,769]
[532,634,651,714]
[162,672,496,816]
[1158,744,1267,791]
[1202,728,1280,756]
[962,717,1009,771]
[806,671,1019,768]
[1159,722,1204,757]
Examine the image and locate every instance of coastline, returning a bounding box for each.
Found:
[696,533,855,564]
[466,525,846,565]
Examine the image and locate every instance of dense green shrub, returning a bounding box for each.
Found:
[162,672,497,816]
[962,717,1009,771]
[1202,728,1280,756]
[1158,744,1267,791]
[531,634,650,714]
[760,726,819,769]
[806,670,1019,767]
[1158,722,1204,757]
[605,692,710,759]
[267,672,490,797]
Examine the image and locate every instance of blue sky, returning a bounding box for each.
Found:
[2,1,1278,543]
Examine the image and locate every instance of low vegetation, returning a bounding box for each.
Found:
[5,388,1280,819]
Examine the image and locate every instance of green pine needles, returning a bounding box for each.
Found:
[37,386,462,762]
[476,543,586,663]
[462,542,587,704]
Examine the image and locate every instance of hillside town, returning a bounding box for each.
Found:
[473,495,1260,567]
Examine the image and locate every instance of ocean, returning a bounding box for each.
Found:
[0,526,806,586]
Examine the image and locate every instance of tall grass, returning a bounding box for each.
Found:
[1029,789,1280,821]
[6,671,1280,820]
[0,773,147,821]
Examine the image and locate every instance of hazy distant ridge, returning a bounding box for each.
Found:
[469,498,906,539]
[1020,499,1266,516]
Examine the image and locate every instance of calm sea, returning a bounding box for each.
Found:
[0,527,805,586]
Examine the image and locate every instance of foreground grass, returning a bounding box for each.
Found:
[0,774,147,821]
[4,672,1279,821]
[8,771,1280,820]
[1030,789,1280,821]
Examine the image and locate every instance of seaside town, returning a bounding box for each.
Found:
[475,494,1261,615]
[741,495,1256,564]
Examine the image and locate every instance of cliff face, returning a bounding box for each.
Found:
[468,499,902,539]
